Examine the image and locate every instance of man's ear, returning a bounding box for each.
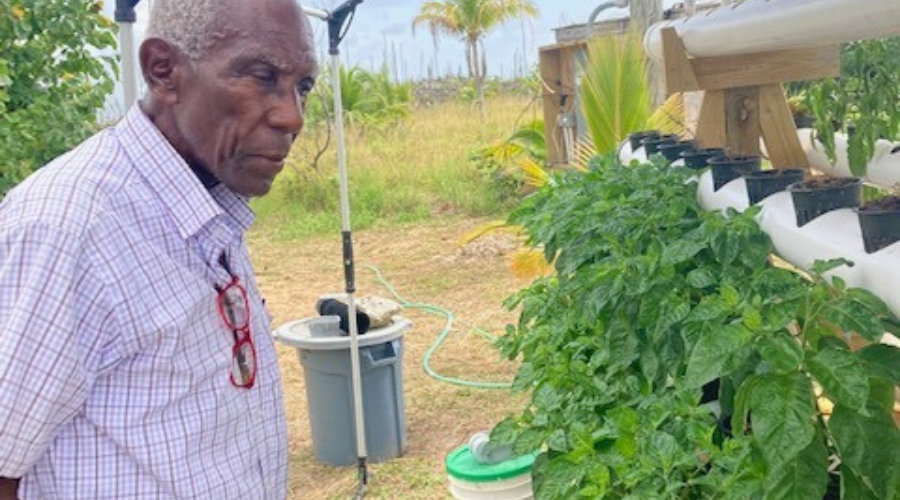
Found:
[139,38,184,105]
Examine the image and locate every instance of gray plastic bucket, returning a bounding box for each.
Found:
[275,317,411,466]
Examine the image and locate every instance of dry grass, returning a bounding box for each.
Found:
[252,95,541,238]
[249,217,533,500]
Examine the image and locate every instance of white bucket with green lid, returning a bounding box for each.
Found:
[445,444,536,500]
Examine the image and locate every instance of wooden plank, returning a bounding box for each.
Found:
[660,27,699,95]
[759,84,810,169]
[692,45,840,90]
[539,48,564,166]
[558,46,579,165]
[725,86,760,156]
[695,90,726,149]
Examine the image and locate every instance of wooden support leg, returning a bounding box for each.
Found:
[725,86,760,156]
[696,90,726,149]
[759,84,810,169]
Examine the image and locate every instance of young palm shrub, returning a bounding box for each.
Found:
[580,31,652,154]
[306,66,412,130]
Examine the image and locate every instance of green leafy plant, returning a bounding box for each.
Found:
[580,32,651,154]
[491,156,900,500]
[580,32,686,155]
[305,65,412,131]
[469,118,549,201]
[0,0,118,195]
[806,37,900,177]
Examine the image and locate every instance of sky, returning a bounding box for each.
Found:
[100,1,680,83]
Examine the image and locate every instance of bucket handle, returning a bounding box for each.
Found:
[362,340,399,368]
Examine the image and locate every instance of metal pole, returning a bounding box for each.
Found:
[115,0,139,109]
[330,47,368,495]
[325,1,367,497]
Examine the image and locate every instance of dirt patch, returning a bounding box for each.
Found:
[249,217,532,500]
[454,232,520,260]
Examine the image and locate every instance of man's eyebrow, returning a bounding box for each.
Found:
[233,52,293,72]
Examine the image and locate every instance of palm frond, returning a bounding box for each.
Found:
[580,31,651,154]
[457,220,520,245]
[509,248,554,279]
[647,92,687,137]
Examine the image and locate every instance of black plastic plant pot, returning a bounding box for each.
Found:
[658,140,698,162]
[628,130,660,151]
[708,155,762,191]
[743,168,805,205]
[680,147,725,170]
[856,195,900,253]
[787,177,862,227]
[641,134,678,156]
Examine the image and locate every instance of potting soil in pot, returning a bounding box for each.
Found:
[788,177,862,227]
[857,195,900,253]
[709,155,762,191]
[744,168,805,204]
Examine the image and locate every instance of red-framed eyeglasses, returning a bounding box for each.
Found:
[216,275,257,389]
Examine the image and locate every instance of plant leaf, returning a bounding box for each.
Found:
[756,333,804,374]
[829,403,900,499]
[840,467,881,500]
[685,324,755,388]
[686,268,717,289]
[748,373,816,469]
[534,455,585,500]
[806,346,870,412]
[763,434,829,500]
[857,343,900,384]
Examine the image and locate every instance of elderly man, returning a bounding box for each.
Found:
[0,0,317,498]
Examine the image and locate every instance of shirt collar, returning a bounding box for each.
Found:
[114,105,255,239]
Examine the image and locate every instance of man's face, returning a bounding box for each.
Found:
[173,0,318,197]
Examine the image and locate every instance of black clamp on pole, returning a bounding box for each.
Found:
[114,0,140,23]
[327,0,365,55]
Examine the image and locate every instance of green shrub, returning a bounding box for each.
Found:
[493,156,900,500]
[0,0,117,195]
[305,66,412,131]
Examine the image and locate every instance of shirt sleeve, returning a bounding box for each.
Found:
[0,222,111,478]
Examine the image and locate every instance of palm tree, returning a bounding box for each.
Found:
[412,0,538,118]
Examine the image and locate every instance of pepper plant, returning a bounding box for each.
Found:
[806,37,900,177]
[492,156,900,500]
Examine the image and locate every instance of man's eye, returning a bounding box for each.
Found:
[251,70,277,84]
[296,83,314,97]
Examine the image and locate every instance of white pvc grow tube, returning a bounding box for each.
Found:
[644,0,900,62]
[619,140,900,327]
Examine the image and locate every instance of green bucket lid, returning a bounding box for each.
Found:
[445,444,536,483]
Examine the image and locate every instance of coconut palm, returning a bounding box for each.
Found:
[412,0,538,118]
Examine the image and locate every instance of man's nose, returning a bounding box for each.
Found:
[268,87,304,135]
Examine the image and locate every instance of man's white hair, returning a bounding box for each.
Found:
[145,0,237,60]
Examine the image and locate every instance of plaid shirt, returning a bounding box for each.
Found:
[0,106,288,499]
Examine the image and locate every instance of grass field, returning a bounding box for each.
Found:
[251,94,540,238]
[248,95,538,499]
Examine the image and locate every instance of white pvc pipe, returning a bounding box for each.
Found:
[795,130,900,190]
[697,169,900,327]
[645,0,900,61]
[119,22,137,109]
[620,141,900,342]
[331,48,368,464]
[301,5,328,20]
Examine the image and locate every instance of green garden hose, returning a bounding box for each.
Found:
[365,265,512,390]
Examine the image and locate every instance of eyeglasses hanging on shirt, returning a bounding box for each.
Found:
[215,253,257,389]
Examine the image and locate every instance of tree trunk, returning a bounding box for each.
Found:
[476,40,487,121]
[630,0,664,106]
[466,36,486,121]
